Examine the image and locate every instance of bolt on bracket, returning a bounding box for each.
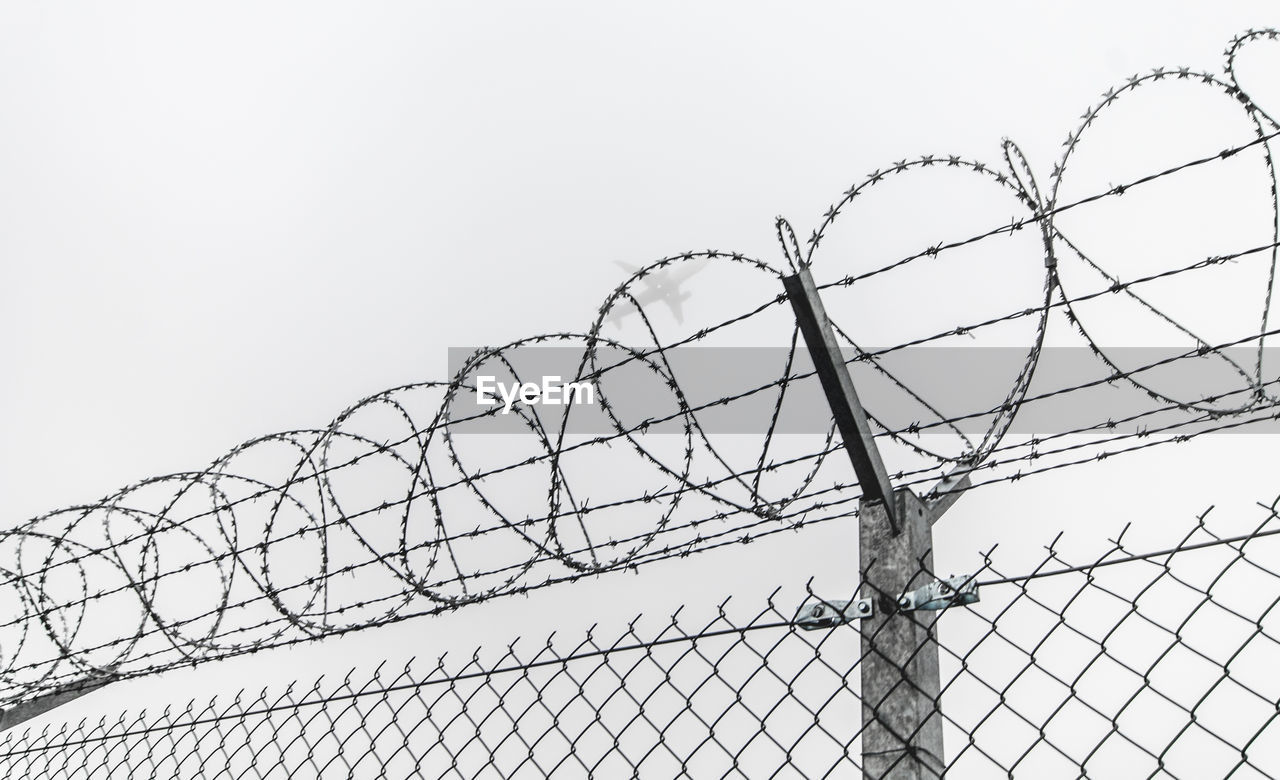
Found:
[897,575,979,612]
[793,597,875,630]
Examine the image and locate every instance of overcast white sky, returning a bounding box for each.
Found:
[1,2,1279,769]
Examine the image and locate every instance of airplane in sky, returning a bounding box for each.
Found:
[605,260,707,327]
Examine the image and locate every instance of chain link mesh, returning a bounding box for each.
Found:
[2,501,1277,778]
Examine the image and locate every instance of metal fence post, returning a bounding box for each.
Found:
[858,490,944,778]
[784,265,960,778]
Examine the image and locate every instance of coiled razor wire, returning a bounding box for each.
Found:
[0,28,1277,708]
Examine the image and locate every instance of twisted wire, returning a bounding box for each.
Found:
[1,27,1277,709]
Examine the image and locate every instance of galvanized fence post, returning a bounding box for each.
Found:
[784,265,966,778]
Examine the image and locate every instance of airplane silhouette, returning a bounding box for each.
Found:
[606,260,706,327]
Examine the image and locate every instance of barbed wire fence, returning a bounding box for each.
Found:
[2,497,1278,778]
[0,25,1278,779]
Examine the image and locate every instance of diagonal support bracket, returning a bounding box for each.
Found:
[783,265,901,532]
[0,670,118,733]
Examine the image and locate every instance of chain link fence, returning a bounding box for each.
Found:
[2,26,1278,778]
[2,502,1278,778]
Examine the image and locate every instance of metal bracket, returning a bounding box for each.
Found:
[0,668,119,732]
[784,266,900,533]
[923,464,972,521]
[793,597,875,630]
[897,575,979,612]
